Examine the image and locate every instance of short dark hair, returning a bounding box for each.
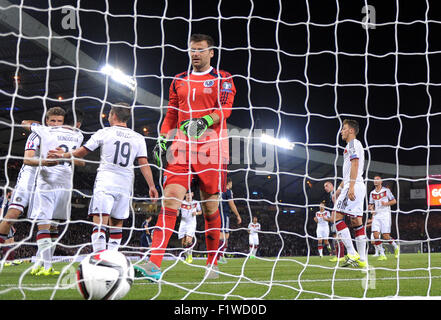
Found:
[190,33,215,48]
[227,178,233,184]
[46,106,65,120]
[343,119,360,135]
[110,102,131,123]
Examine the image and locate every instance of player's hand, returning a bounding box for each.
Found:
[381,201,388,206]
[237,216,242,225]
[149,186,159,203]
[179,115,214,139]
[153,135,169,168]
[47,147,65,159]
[348,186,356,201]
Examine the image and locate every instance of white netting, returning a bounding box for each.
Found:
[1,0,441,300]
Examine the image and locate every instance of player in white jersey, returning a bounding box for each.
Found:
[49,103,159,253]
[0,107,65,271]
[333,119,367,268]
[178,191,202,263]
[314,201,333,258]
[248,216,261,258]
[368,176,399,260]
[28,109,84,276]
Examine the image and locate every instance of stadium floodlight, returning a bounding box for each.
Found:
[100,64,137,91]
[260,133,295,150]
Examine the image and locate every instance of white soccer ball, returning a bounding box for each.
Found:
[76,250,135,300]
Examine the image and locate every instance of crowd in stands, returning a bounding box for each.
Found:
[2,158,441,260]
[4,201,441,260]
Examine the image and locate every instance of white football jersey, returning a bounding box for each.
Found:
[31,125,84,187]
[369,187,395,217]
[248,222,261,234]
[315,210,331,228]
[83,126,147,192]
[342,138,364,186]
[15,132,40,191]
[180,200,201,223]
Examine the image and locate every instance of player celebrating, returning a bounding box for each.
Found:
[27,108,84,276]
[178,191,202,263]
[333,119,367,268]
[218,178,242,264]
[49,103,159,254]
[137,33,236,280]
[368,176,399,260]
[0,107,65,271]
[248,216,260,258]
[314,200,332,258]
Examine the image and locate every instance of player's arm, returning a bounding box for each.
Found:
[137,157,159,202]
[314,216,318,223]
[23,149,57,167]
[21,120,40,131]
[228,199,242,224]
[382,192,397,207]
[335,181,344,199]
[195,203,203,216]
[383,198,397,206]
[160,79,180,138]
[347,158,359,200]
[47,146,90,164]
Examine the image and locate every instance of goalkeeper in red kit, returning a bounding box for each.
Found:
[135,33,236,280]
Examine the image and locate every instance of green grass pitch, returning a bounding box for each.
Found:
[1,252,441,300]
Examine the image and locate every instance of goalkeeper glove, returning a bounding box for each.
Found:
[179,115,214,139]
[153,135,169,168]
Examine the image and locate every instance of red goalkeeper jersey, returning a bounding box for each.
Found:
[160,66,236,163]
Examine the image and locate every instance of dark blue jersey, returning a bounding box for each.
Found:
[220,189,233,217]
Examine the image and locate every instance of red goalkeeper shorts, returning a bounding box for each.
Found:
[163,151,228,194]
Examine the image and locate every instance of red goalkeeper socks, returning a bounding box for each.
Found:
[205,209,221,266]
[149,207,178,268]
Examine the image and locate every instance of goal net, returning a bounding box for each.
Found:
[1,0,441,301]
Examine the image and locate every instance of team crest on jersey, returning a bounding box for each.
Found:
[204,80,215,87]
[222,82,232,89]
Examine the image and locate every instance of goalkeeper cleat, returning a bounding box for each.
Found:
[134,261,162,282]
[218,256,228,264]
[36,267,60,276]
[204,265,219,279]
[329,256,338,262]
[378,255,387,261]
[394,246,400,258]
[340,252,360,268]
[4,262,12,267]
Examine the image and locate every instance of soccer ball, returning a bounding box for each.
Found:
[76,250,134,300]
